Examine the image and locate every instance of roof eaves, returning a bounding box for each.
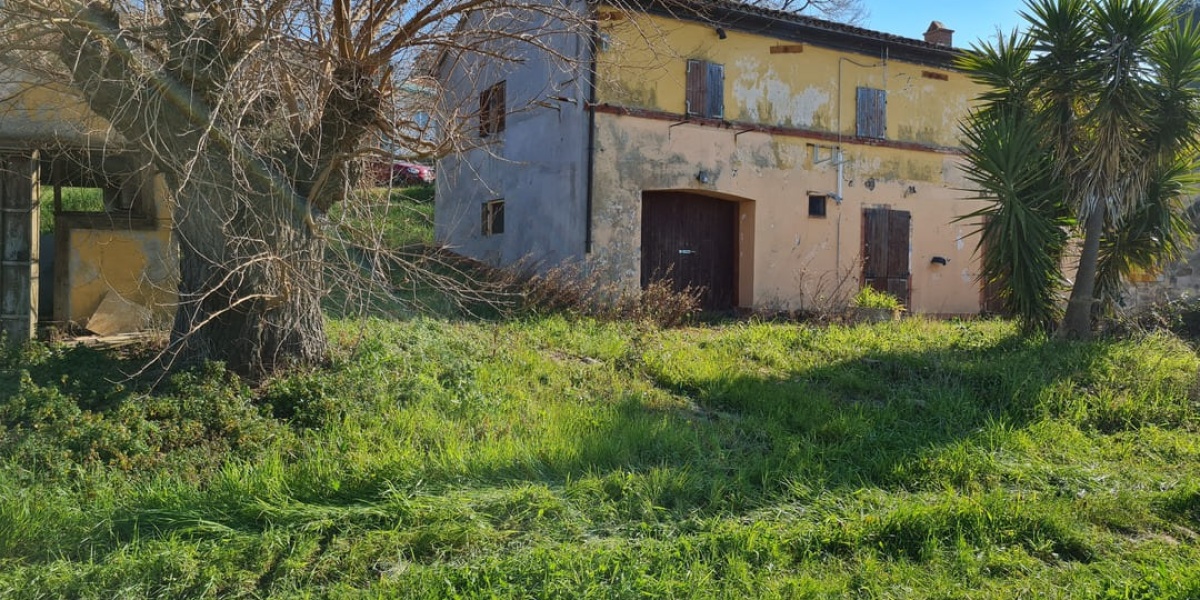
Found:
[623,0,962,68]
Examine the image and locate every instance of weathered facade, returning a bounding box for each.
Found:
[0,68,176,341]
[438,0,991,314]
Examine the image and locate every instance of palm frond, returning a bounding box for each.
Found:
[958,109,1072,333]
[1095,157,1198,310]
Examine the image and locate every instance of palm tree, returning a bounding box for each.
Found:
[959,0,1200,338]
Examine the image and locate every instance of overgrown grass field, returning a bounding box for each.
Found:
[2,316,1199,598]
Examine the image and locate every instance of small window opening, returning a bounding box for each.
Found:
[39,152,151,232]
[808,194,827,218]
[482,199,505,236]
[479,81,506,138]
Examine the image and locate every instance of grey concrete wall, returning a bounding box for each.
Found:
[434,0,592,271]
[1122,205,1200,309]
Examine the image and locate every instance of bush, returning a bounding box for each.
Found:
[0,362,286,478]
[520,264,701,327]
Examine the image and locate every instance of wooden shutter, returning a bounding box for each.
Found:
[862,207,910,304]
[686,59,707,117]
[885,210,911,301]
[862,208,888,290]
[856,87,887,139]
[479,82,506,137]
[492,82,506,134]
[479,87,492,137]
[707,62,724,118]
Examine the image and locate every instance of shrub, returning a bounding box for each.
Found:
[851,287,905,311]
[520,264,701,327]
[0,362,285,477]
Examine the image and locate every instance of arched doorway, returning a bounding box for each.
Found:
[641,191,739,310]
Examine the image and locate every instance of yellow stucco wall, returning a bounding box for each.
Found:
[595,11,976,146]
[589,117,988,314]
[65,227,177,327]
[589,10,989,314]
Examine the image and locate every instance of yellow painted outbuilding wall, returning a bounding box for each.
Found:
[0,71,115,145]
[64,227,177,327]
[1,72,177,332]
[57,173,177,329]
[587,10,990,315]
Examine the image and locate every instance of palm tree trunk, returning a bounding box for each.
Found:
[1059,204,1105,339]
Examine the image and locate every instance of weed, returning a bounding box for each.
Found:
[851,287,905,311]
[520,264,701,327]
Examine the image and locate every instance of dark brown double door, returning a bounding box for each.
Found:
[641,191,737,310]
[862,207,911,304]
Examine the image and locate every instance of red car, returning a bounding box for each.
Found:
[389,160,435,185]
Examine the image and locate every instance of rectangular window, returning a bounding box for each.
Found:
[481,199,505,236]
[479,81,506,138]
[808,194,827,218]
[40,152,157,232]
[686,59,724,119]
[856,87,887,139]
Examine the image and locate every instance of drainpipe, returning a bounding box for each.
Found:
[583,10,599,255]
[836,148,844,274]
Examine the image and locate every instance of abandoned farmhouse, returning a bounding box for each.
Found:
[434,0,1000,314]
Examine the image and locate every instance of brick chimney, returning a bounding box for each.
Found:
[924,21,954,47]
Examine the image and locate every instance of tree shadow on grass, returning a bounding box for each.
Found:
[547,331,1117,504]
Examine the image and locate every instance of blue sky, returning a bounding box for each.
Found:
[858,0,1030,49]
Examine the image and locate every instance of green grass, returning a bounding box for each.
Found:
[330,185,434,249]
[2,316,1199,597]
[38,186,105,233]
[321,184,516,322]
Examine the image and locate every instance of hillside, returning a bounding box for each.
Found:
[2,316,1199,598]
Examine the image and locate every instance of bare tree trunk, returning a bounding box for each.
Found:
[1059,204,1105,339]
[167,170,328,379]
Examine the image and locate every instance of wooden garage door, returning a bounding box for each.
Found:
[641,191,737,310]
[862,207,911,305]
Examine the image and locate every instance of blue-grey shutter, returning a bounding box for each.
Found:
[707,62,724,118]
[856,87,887,139]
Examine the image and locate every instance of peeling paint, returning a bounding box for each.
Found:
[733,58,831,129]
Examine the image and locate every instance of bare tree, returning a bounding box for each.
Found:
[780,0,867,24]
[0,0,588,378]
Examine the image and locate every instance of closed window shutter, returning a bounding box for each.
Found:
[707,62,724,118]
[493,83,506,134]
[686,59,707,116]
[856,87,887,139]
